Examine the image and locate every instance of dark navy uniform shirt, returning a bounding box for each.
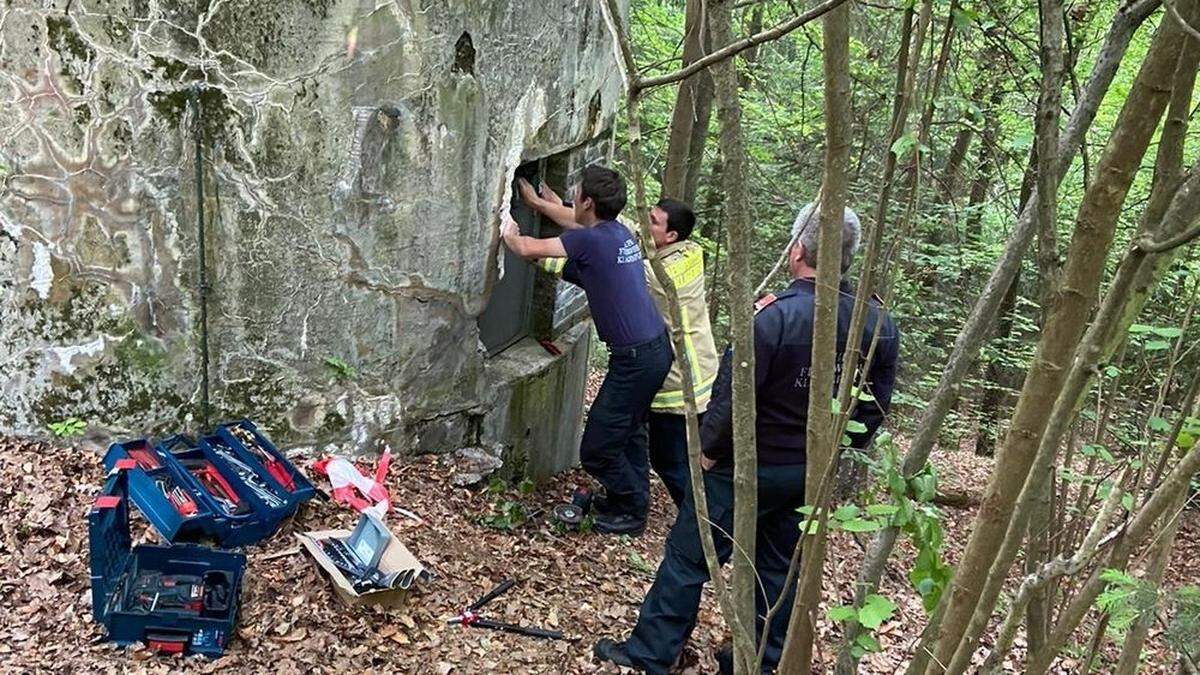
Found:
[560,220,666,347]
[700,277,900,465]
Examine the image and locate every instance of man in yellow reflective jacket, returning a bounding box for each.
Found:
[519,178,719,508]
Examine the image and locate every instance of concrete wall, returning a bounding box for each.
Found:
[0,0,623,465]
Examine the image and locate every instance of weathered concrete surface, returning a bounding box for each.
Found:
[484,322,591,481]
[0,0,623,460]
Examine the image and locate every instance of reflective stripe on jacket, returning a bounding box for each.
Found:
[644,240,719,413]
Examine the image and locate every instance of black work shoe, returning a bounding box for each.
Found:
[594,638,637,668]
[592,494,616,517]
[716,644,733,675]
[592,511,647,536]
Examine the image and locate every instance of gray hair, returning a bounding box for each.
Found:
[790,202,862,273]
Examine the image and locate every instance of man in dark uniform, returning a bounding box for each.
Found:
[502,165,672,535]
[593,203,900,673]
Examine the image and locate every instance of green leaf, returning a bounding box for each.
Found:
[891,133,918,159]
[1151,326,1183,338]
[832,505,861,521]
[910,475,938,502]
[827,605,857,623]
[1177,431,1196,451]
[1121,493,1134,512]
[1101,568,1137,586]
[858,594,897,630]
[866,504,900,517]
[1144,340,1171,352]
[1104,365,1121,378]
[628,550,654,574]
[831,398,842,415]
[324,356,357,379]
[800,519,821,535]
[1129,324,1155,334]
[841,518,883,533]
[1149,417,1172,433]
[855,632,882,652]
[855,388,876,402]
[846,420,868,434]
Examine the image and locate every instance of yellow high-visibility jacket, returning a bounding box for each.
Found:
[537,222,719,414]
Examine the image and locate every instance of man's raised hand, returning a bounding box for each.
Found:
[500,213,519,243]
[539,182,563,206]
[517,177,540,208]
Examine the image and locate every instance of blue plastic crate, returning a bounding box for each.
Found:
[89,471,245,656]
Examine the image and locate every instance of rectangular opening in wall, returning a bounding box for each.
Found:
[478,162,542,354]
[479,134,612,356]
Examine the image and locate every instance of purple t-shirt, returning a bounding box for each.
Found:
[560,220,665,347]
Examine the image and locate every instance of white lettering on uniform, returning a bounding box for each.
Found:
[617,239,642,265]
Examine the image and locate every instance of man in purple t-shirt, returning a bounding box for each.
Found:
[501,165,671,535]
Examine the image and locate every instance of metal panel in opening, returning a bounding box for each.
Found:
[479,164,541,354]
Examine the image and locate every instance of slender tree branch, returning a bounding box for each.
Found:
[1137,219,1200,251]
[635,0,851,91]
[1168,0,1200,41]
[978,473,1127,674]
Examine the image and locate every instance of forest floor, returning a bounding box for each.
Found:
[2,391,1198,673]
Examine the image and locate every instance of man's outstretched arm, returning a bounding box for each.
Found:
[518,178,581,229]
[501,214,568,260]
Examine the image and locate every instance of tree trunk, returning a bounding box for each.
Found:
[939,125,974,203]
[662,0,714,202]
[973,270,1020,456]
[739,3,765,89]
[777,2,852,671]
[859,4,1163,670]
[832,6,926,670]
[1027,0,1067,653]
[920,11,1188,671]
[708,2,759,671]
[943,13,1200,670]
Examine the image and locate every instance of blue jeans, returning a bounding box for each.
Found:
[625,462,807,674]
[580,331,672,518]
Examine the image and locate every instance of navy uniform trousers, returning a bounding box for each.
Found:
[625,461,807,673]
[580,330,673,518]
[646,411,695,508]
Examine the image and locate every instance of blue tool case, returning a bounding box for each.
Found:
[89,471,246,656]
[91,420,318,655]
[101,421,316,547]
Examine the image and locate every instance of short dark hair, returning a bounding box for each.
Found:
[656,198,696,241]
[579,165,627,220]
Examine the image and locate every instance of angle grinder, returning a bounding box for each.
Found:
[551,487,594,529]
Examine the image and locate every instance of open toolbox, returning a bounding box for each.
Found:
[102,420,316,547]
[91,419,317,655]
[90,470,246,656]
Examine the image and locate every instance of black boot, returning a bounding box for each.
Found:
[594,638,637,668]
[593,511,647,536]
[716,644,733,675]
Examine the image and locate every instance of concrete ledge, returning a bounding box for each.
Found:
[481,322,591,482]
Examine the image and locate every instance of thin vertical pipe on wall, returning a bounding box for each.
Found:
[191,86,211,428]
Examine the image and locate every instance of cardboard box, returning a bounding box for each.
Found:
[297,527,428,609]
